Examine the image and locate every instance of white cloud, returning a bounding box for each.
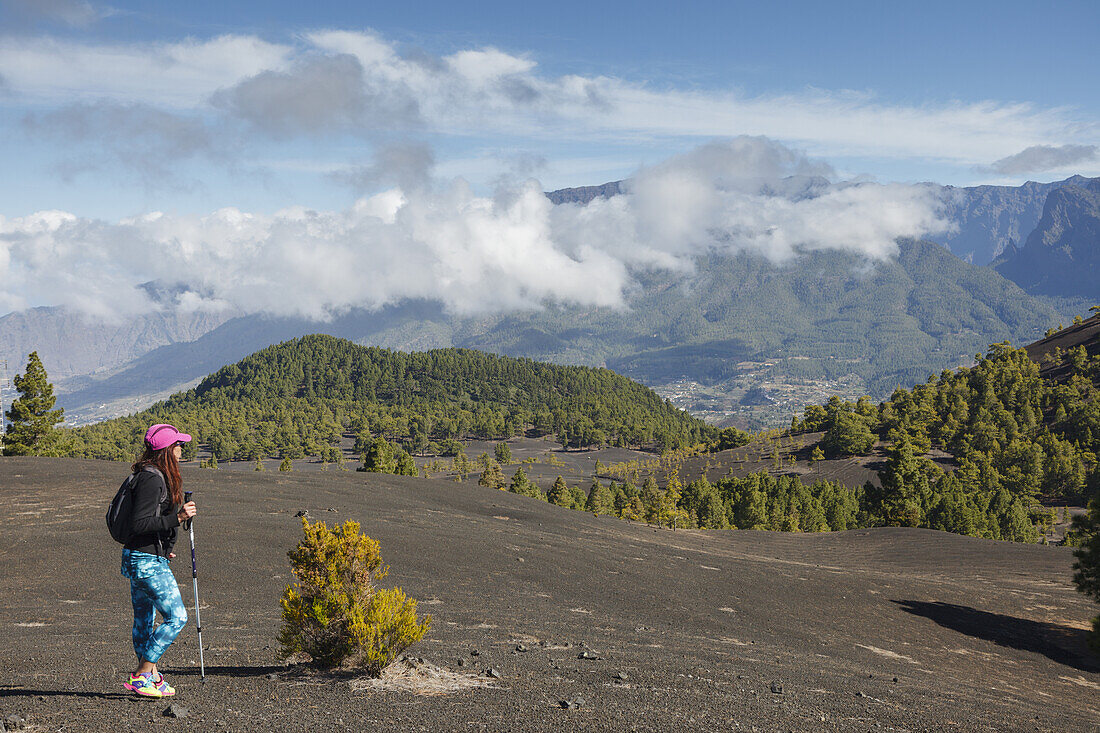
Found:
[0,138,952,320]
[2,30,1095,172]
[0,35,292,107]
[989,144,1099,175]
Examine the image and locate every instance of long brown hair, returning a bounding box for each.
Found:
[132,444,184,506]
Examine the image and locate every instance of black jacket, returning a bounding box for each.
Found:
[124,468,180,557]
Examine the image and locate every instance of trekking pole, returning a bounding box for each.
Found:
[183,491,206,681]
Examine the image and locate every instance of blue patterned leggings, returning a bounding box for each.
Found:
[122,551,188,664]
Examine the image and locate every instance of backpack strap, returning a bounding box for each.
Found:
[138,466,169,557]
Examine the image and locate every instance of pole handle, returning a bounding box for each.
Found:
[183,491,193,529]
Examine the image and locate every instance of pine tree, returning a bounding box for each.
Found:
[395,449,417,476]
[641,475,661,523]
[658,471,690,529]
[4,351,66,456]
[478,460,506,490]
[548,476,570,507]
[279,456,293,472]
[360,437,397,474]
[509,467,543,499]
[494,442,512,465]
[585,480,614,515]
[255,457,265,471]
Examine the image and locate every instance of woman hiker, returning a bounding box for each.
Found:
[120,424,197,698]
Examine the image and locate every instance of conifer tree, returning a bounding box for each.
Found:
[478,460,506,490]
[494,441,512,465]
[279,456,293,472]
[1072,493,1100,652]
[641,475,661,523]
[548,476,570,507]
[585,480,614,515]
[658,471,690,529]
[360,437,397,473]
[395,449,417,476]
[4,351,66,456]
[509,467,543,499]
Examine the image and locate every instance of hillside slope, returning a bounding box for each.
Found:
[1,458,1096,731]
[70,335,714,460]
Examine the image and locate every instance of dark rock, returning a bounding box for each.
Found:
[516,644,529,652]
[893,677,899,683]
[487,668,501,679]
[770,682,783,694]
[163,704,189,718]
[457,658,466,667]
[614,671,629,681]
[294,510,308,517]
[470,649,479,657]
[578,650,600,660]
[266,672,278,680]
[560,697,586,709]
[856,691,867,698]
[4,714,27,731]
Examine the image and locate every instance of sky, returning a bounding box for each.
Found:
[0,0,1097,318]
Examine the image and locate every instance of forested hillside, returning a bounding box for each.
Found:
[784,316,1100,540]
[68,335,715,461]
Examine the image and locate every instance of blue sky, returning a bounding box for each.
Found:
[0,0,1097,319]
[2,0,1098,220]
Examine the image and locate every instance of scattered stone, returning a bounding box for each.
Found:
[856,691,867,698]
[487,668,501,679]
[578,650,601,660]
[770,682,783,694]
[893,677,899,683]
[614,672,629,681]
[516,644,529,652]
[326,507,338,512]
[560,697,586,709]
[5,713,28,730]
[517,557,525,563]
[470,649,480,657]
[294,510,309,517]
[457,658,466,667]
[163,704,189,718]
[266,672,279,680]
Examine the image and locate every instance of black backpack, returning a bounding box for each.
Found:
[106,466,165,544]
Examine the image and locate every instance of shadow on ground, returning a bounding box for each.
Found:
[167,664,287,678]
[894,599,1100,673]
[0,687,131,700]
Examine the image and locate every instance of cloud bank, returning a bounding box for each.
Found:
[989,144,1100,175]
[0,138,951,320]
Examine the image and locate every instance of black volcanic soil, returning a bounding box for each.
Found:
[1,457,1098,732]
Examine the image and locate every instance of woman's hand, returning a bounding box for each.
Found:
[177,501,197,524]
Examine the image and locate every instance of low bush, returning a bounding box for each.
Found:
[277,519,431,673]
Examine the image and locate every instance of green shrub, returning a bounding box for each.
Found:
[277,519,431,673]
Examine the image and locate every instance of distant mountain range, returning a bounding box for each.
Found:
[2,175,1096,425]
[992,177,1100,300]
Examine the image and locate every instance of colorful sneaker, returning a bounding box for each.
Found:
[153,672,176,696]
[124,672,164,698]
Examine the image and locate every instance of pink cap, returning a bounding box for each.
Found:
[144,423,192,451]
